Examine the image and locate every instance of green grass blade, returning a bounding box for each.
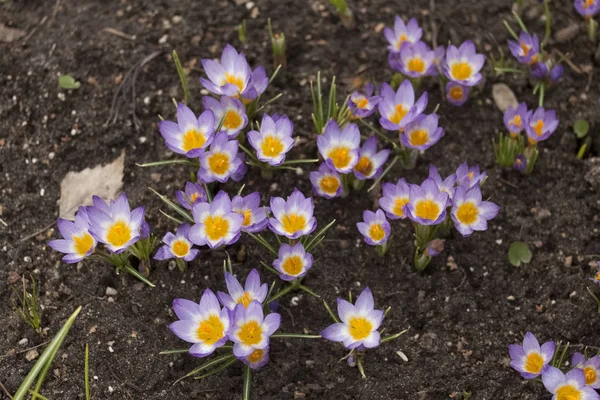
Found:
[172,50,190,104]
[85,344,90,400]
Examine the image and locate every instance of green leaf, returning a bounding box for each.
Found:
[574,120,590,139]
[58,75,81,90]
[508,241,532,267]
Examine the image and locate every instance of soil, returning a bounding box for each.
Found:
[2,0,600,399]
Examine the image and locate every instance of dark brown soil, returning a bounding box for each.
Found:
[2,0,600,399]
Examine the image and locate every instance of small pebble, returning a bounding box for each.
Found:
[25,349,39,361]
[105,287,118,296]
[18,338,29,346]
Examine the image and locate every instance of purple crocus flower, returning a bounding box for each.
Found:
[159,103,214,158]
[154,223,199,261]
[451,186,499,236]
[217,269,268,310]
[231,192,269,233]
[379,178,410,220]
[446,82,469,106]
[169,289,231,358]
[572,352,600,388]
[504,103,529,137]
[176,182,207,211]
[200,44,252,98]
[378,81,428,132]
[508,32,540,65]
[269,189,317,239]
[317,120,361,173]
[87,193,145,253]
[531,61,549,80]
[347,83,382,119]
[390,41,435,78]
[242,346,270,370]
[514,154,527,171]
[443,41,485,86]
[244,66,270,101]
[384,16,422,53]
[310,163,343,199]
[542,367,600,400]
[353,136,390,180]
[508,332,555,379]
[550,65,564,83]
[202,96,248,138]
[575,0,600,17]
[455,162,487,189]
[320,287,383,349]
[428,164,457,200]
[189,191,243,248]
[404,178,450,225]
[273,242,313,281]
[230,300,281,358]
[357,209,391,246]
[401,113,444,151]
[198,132,243,183]
[49,207,96,263]
[247,113,295,166]
[590,262,600,285]
[526,107,559,144]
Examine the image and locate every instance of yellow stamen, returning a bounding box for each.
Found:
[389,104,408,125]
[247,349,264,364]
[281,255,303,276]
[415,200,440,221]
[456,202,479,225]
[533,120,544,137]
[524,352,544,374]
[450,62,473,81]
[182,129,206,152]
[584,366,598,385]
[393,197,409,217]
[327,147,353,169]
[584,0,596,9]
[73,232,94,256]
[354,156,374,177]
[204,216,230,241]
[171,239,190,257]
[555,384,582,400]
[356,97,369,109]
[106,221,131,247]
[520,41,530,56]
[348,317,373,340]
[395,34,408,49]
[408,129,429,147]
[510,115,522,129]
[242,209,253,226]
[225,73,244,92]
[319,176,340,195]
[281,213,307,235]
[190,192,199,202]
[208,153,230,175]
[223,110,243,130]
[260,136,284,158]
[369,223,385,242]
[196,314,225,345]
[449,86,464,101]
[237,292,252,308]
[407,57,425,74]
[238,320,262,346]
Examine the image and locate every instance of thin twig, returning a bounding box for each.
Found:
[0,381,13,399]
[102,28,136,41]
[19,221,56,243]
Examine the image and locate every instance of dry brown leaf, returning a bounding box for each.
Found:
[59,152,125,219]
[0,24,26,43]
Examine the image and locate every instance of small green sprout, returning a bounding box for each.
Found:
[574,119,590,139]
[310,71,351,134]
[268,18,286,69]
[329,0,354,29]
[172,49,190,104]
[508,241,532,267]
[58,74,81,90]
[238,19,247,45]
[11,276,42,334]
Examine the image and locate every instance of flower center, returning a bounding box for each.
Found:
[282,255,303,276]
[456,202,479,225]
[585,0,596,9]
[223,109,243,130]
[451,62,473,81]
[204,215,230,241]
[524,352,544,374]
[395,34,408,49]
[520,41,531,56]
[408,129,429,146]
[556,385,581,400]
[510,115,522,129]
[238,320,263,346]
[208,153,230,175]
[415,199,440,221]
[281,213,307,235]
[356,97,369,109]
[390,104,408,125]
[393,197,409,217]
[595,271,600,281]
[106,220,132,247]
[247,349,264,364]
[242,209,253,226]
[260,135,284,157]
[171,239,190,257]
[369,223,385,242]
[407,57,425,73]
[354,156,374,176]
[584,366,598,385]
[319,176,340,194]
[196,314,225,345]
[449,86,464,101]
[73,232,94,256]
[533,120,544,137]
[225,73,244,92]
[237,291,253,307]
[348,317,373,340]
[327,147,353,169]
[190,192,200,202]
[182,129,206,152]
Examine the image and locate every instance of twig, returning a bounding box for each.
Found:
[553,50,582,74]
[23,16,48,44]
[19,221,56,243]
[0,217,7,227]
[0,340,51,361]
[0,381,13,399]
[102,28,135,41]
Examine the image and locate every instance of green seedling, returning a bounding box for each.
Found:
[508,241,532,267]
[11,276,42,334]
[58,74,81,90]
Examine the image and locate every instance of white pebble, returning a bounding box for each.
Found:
[40,188,45,197]
[24,256,32,262]
[496,239,502,245]
[290,296,299,306]
[396,350,408,362]
[105,287,118,296]
[57,93,66,101]
[158,34,168,44]
[18,338,29,346]
[143,96,150,105]
[139,136,147,144]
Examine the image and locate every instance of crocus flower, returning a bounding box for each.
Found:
[217,269,268,310]
[198,132,243,183]
[247,113,294,166]
[379,178,411,220]
[202,96,248,138]
[49,207,96,263]
[526,107,559,144]
[154,223,199,261]
[446,82,469,106]
[357,209,391,246]
[176,182,207,211]
[347,83,382,119]
[88,193,145,253]
[542,367,600,400]
[384,16,422,53]
[550,65,564,83]
[401,113,444,151]
[514,154,527,172]
[575,0,600,17]
[169,289,231,357]
[320,287,383,349]
[504,103,529,137]
[531,61,549,80]
[230,300,281,358]
[455,162,487,189]
[572,352,600,388]
[443,41,485,86]
[404,178,449,225]
[159,103,214,158]
[310,163,343,199]
[391,41,435,78]
[508,331,555,379]
[428,165,457,200]
[189,191,243,248]
[353,136,390,180]
[378,81,428,132]
[424,239,445,257]
[433,46,446,69]
[317,120,361,173]
[273,242,313,281]
[451,186,499,236]
[231,192,269,233]
[200,44,252,98]
[269,189,317,239]
[243,346,270,370]
[244,66,269,101]
[508,32,540,65]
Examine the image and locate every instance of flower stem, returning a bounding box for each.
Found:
[243,365,252,400]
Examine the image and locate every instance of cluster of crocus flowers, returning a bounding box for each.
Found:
[494,103,559,174]
[442,41,485,106]
[508,332,600,399]
[360,163,498,270]
[575,0,600,41]
[507,31,563,87]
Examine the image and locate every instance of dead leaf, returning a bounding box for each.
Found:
[492,83,518,113]
[59,152,125,219]
[0,24,26,43]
